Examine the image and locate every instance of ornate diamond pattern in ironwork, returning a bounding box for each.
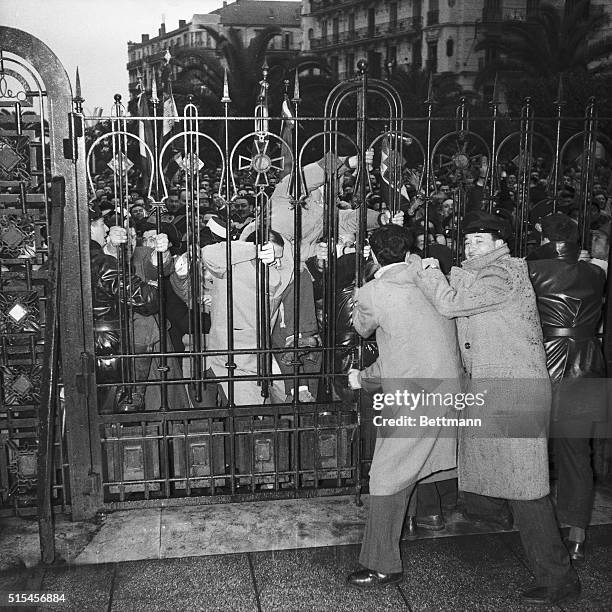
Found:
[8,303,27,323]
[0,365,42,407]
[107,152,134,175]
[0,136,30,182]
[0,142,20,172]
[0,211,38,259]
[178,152,204,175]
[0,292,40,335]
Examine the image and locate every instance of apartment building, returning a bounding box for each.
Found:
[127,1,302,97]
[302,0,610,87]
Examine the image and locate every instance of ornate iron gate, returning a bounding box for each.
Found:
[1,26,610,520]
[0,27,102,519]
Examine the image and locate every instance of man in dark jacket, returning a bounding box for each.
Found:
[89,202,167,412]
[527,212,607,563]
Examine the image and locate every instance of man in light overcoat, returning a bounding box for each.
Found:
[416,211,579,606]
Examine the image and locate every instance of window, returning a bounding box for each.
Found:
[322,19,328,40]
[332,17,339,43]
[414,0,422,18]
[348,13,355,38]
[390,3,398,28]
[346,53,355,76]
[446,38,454,57]
[485,46,499,66]
[412,40,422,69]
[308,28,314,40]
[330,55,339,77]
[427,40,438,73]
[284,33,292,49]
[368,8,376,36]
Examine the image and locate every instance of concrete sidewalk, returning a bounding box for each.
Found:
[1,483,611,610]
[1,525,611,611]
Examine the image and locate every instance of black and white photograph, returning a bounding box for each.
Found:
[1,0,612,609]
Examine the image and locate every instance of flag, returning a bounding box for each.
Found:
[161,49,177,138]
[162,84,177,138]
[279,94,294,180]
[136,89,154,192]
[380,133,410,208]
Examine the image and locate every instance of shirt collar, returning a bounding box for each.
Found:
[374,261,408,279]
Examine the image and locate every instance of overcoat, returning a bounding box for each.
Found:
[354,260,462,496]
[416,244,551,500]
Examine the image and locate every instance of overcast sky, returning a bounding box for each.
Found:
[1,0,242,112]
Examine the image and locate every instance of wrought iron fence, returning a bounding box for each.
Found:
[2,22,612,517]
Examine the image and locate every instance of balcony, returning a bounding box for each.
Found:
[310,18,422,50]
[308,0,362,15]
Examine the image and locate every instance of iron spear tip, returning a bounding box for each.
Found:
[151,76,158,102]
[425,71,434,104]
[293,68,301,101]
[221,67,231,103]
[75,67,82,98]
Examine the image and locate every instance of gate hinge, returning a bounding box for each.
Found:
[85,471,101,496]
[75,351,94,395]
[63,113,83,160]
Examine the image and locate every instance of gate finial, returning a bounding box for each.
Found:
[292,68,300,103]
[73,67,84,113]
[555,73,565,106]
[491,73,499,105]
[426,71,434,105]
[357,59,368,76]
[221,67,230,103]
[151,75,159,105]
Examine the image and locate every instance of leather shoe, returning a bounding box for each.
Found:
[565,539,585,565]
[347,568,403,588]
[416,514,445,531]
[521,578,581,605]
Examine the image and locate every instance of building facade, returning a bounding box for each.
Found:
[127,1,302,97]
[302,0,610,87]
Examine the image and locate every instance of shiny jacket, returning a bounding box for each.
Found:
[90,240,159,324]
[527,241,606,422]
[90,240,159,383]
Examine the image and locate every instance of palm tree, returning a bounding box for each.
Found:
[171,27,332,118]
[475,1,612,101]
[388,66,474,117]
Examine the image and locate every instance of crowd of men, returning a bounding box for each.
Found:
[87,142,611,605]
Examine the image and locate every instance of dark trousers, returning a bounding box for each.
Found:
[359,486,416,574]
[464,492,575,587]
[417,479,458,516]
[552,432,594,530]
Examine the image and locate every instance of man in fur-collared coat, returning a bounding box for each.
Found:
[415,211,579,606]
[346,225,462,589]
